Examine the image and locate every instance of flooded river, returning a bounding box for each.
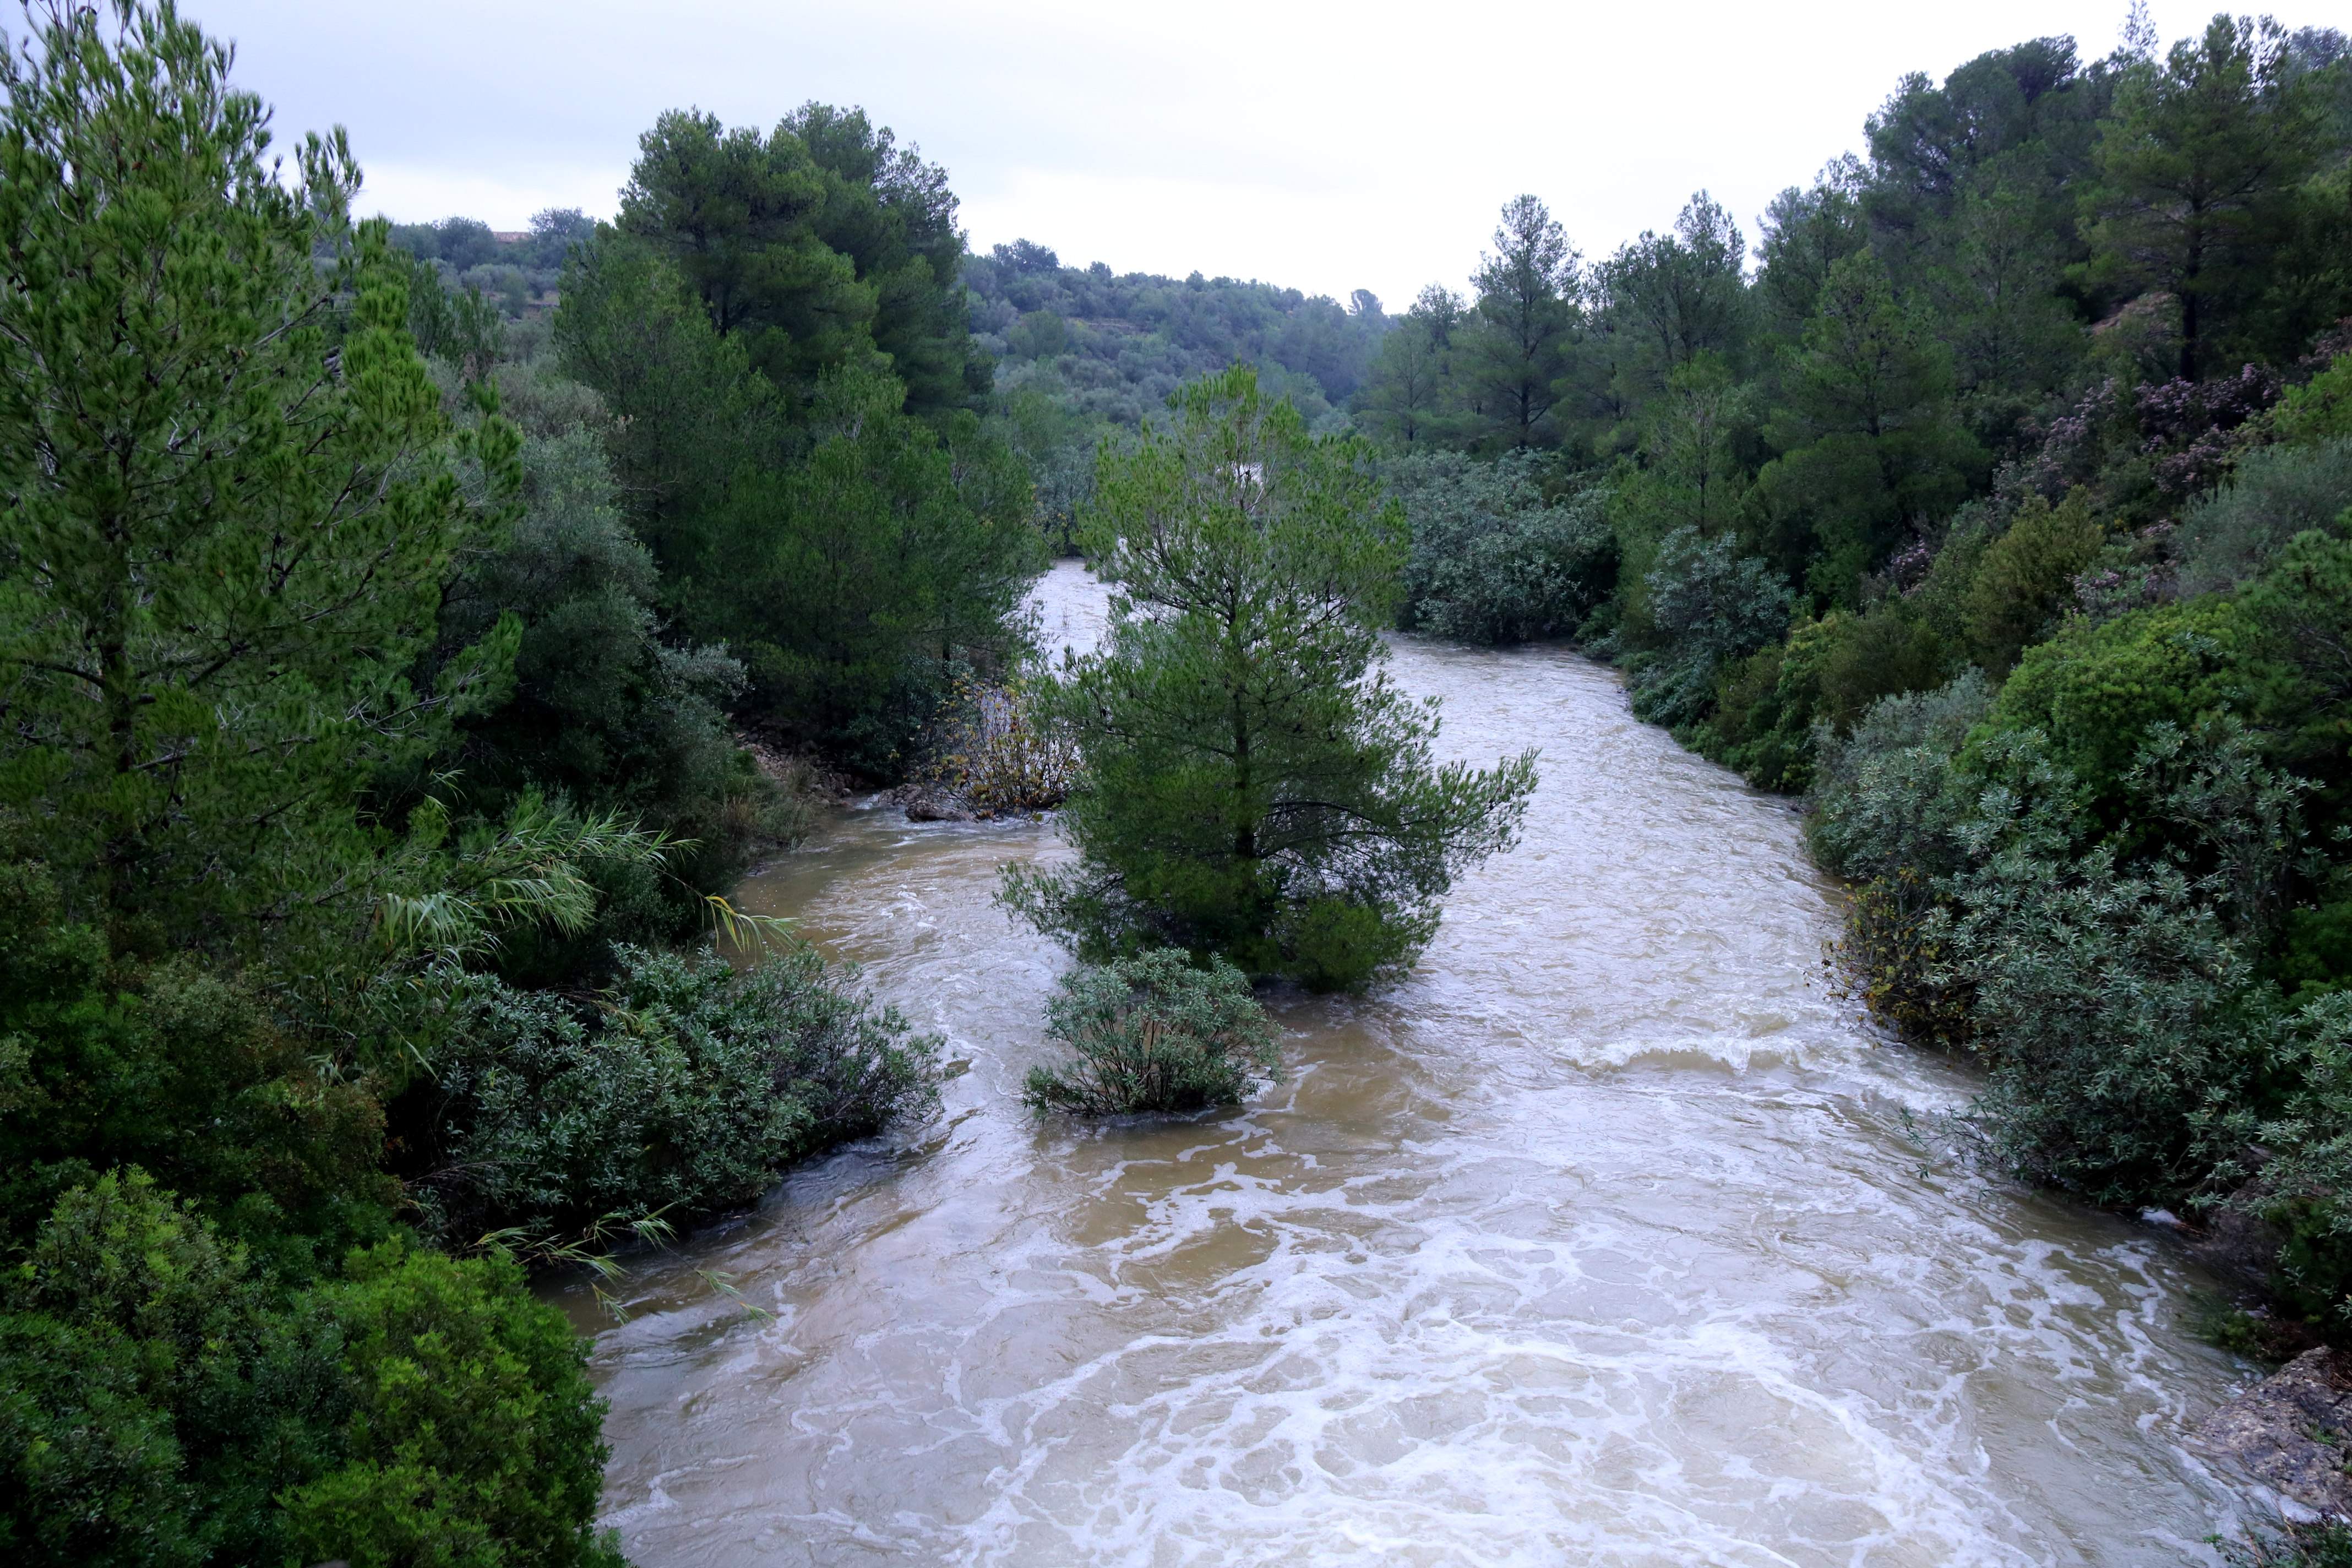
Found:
[560,562,2256,1566]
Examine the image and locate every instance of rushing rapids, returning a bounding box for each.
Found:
[560,562,2257,1566]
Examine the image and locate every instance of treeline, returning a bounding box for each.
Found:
[0,4,1040,1563]
[1362,15,2352,1340]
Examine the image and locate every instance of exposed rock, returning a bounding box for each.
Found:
[885,782,976,823]
[2193,1347,2352,1520]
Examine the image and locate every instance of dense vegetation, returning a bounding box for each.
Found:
[15,0,2352,1553]
[1022,949,1280,1115]
[1346,12,2352,1343]
[963,241,1389,549]
[1001,364,1536,992]
[0,2,1010,1559]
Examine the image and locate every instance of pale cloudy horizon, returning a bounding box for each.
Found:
[176,1,2334,308]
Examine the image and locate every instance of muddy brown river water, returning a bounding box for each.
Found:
[558,562,2261,1566]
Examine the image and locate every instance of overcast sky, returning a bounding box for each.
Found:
[177,1,2326,308]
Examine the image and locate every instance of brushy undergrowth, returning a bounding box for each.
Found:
[1023,949,1281,1115]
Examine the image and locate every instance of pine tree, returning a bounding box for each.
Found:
[2082,14,2327,381]
[1003,366,1536,990]
[0,0,514,946]
[1459,195,1580,449]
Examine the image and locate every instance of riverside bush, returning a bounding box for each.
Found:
[1624,527,1794,731]
[922,674,1079,813]
[1023,949,1280,1115]
[412,944,940,1244]
[282,1239,625,1568]
[1389,450,1615,644]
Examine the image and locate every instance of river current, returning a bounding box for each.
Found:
[560,562,2257,1566]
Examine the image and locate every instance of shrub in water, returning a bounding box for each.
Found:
[412,942,940,1244]
[1024,950,1280,1115]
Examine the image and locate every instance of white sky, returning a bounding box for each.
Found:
[179,1,2323,309]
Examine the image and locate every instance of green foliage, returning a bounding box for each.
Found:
[1960,488,2103,673]
[708,367,1045,772]
[1003,366,1537,990]
[2276,352,2352,445]
[282,1238,624,1568]
[0,863,389,1262]
[1356,287,1462,449]
[1591,193,1750,407]
[411,410,803,968]
[963,239,1389,432]
[0,1170,347,1568]
[2081,15,2334,380]
[1808,670,1996,883]
[1388,450,1614,643]
[0,0,519,949]
[1697,609,1915,793]
[617,102,984,414]
[1457,195,1581,449]
[1984,596,2257,818]
[557,239,1043,774]
[1752,157,1869,340]
[409,944,938,1244]
[2174,437,2352,593]
[1623,529,1793,731]
[1022,949,1279,1115]
[1755,251,1984,603]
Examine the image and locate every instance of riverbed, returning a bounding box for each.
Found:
[558,561,2253,1566]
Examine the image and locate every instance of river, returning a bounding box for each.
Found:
[558,561,2256,1566]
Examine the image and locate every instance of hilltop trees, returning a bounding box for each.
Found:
[1003,366,1536,990]
[1458,196,1582,449]
[2082,14,2332,380]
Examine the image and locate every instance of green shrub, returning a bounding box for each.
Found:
[1806,671,1995,883]
[1023,949,1280,1115]
[1943,722,2302,1203]
[0,863,390,1263]
[1624,527,1794,729]
[0,1170,346,1568]
[1814,598,1953,731]
[1981,596,2257,823]
[1,1173,627,1568]
[1961,488,2103,673]
[413,943,939,1243]
[2274,352,2352,445]
[1390,451,1616,644]
[2174,437,2352,594]
[283,1239,624,1568]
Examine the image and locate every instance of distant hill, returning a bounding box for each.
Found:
[962,239,1391,431]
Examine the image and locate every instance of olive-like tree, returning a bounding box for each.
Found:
[1003,365,1537,991]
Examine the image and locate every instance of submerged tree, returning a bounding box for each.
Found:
[1003,366,1537,991]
